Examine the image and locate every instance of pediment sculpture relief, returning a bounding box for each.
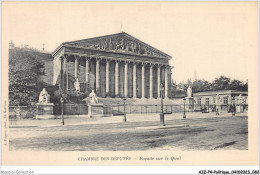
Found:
[68,37,166,58]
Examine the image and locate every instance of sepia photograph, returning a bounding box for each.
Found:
[1,1,258,167]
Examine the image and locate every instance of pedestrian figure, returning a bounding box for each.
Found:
[216,108,219,115]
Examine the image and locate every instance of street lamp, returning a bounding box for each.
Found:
[183,98,186,119]
[231,96,235,117]
[60,97,64,125]
[123,98,127,122]
[160,83,165,126]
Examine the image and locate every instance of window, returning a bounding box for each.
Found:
[206,98,209,105]
[213,97,216,104]
[198,98,201,105]
[223,97,228,105]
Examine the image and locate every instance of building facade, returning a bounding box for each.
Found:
[52,32,172,99]
[193,90,248,113]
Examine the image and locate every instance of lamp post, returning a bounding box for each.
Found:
[231,96,235,117]
[123,98,127,122]
[183,98,186,119]
[60,97,64,125]
[160,83,165,126]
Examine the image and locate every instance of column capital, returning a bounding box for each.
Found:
[132,61,139,65]
[85,56,91,61]
[74,55,81,60]
[96,58,102,62]
[61,54,69,61]
[63,56,68,62]
[149,63,155,67]
[89,55,99,60]
[141,62,149,66]
[105,58,111,62]
[125,60,131,64]
[157,64,163,68]
[63,54,70,58]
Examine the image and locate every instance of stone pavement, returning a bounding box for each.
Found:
[9,112,248,151]
[9,112,247,128]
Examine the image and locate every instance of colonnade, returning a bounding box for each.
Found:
[60,55,170,99]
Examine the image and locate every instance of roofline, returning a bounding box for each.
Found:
[52,32,172,59]
[193,90,248,96]
[123,32,172,58]
[52,43,64,57]
[53,45,171,63]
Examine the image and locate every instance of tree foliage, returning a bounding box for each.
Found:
[170,76,248,97]
[9,48,44,106]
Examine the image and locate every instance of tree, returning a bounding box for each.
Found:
[192,79,211,92]
[172,76,247,97]
[212,76,231,90]
[242,80,248,91]
[229,79,244,91]
[9,48,44,106]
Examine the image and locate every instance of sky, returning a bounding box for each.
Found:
[3,2,257,83]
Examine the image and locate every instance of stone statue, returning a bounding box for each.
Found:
[39,88,50,103]
[187,86,192,97]
[242,96,247,104]
[74,78,80,92]
[89,90,98,104]
[238,94,242,104]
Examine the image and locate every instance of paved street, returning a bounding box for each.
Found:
[9,113,248,151]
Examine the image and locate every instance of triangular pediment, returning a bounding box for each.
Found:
[63,32,171,59]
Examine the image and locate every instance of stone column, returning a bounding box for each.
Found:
[85,57,89,83]
[96,58,100,93]
[133,62,137,98]
[115,61,119,97]
[157,65,161,98]
[60,57,64,90]
[74,56,79,79]
[149,64,153,99]
[141,63,145,99]
[106,60,110,96]
[165,66,168,99]
[63,55,69,91]
[124,62,128,98]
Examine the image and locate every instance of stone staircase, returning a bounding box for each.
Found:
[84,97,183,106]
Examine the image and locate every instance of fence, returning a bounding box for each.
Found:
[9,103,248,118]
[106,104,248,115]
[9,106,37,119]
[54,104,88,115]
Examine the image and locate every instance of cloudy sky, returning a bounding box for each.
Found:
[3,2,257,83]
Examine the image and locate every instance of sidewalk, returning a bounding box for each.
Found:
[9,112,247,128]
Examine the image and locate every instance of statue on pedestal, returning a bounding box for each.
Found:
[89,90,98,104]
[187,86,192,98]
[74,78,80,92]
[238,94,243,104]
[36,88,54,119]
[39,88,50,103]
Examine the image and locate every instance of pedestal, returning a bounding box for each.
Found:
[36,103,55,119]
[88,103,104,118]
[236,105,243,113]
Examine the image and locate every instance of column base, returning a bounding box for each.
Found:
[105,92,110,97]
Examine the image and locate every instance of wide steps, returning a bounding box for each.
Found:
[84,97,182,106]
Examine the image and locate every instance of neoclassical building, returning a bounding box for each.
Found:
[52,32,172,99]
